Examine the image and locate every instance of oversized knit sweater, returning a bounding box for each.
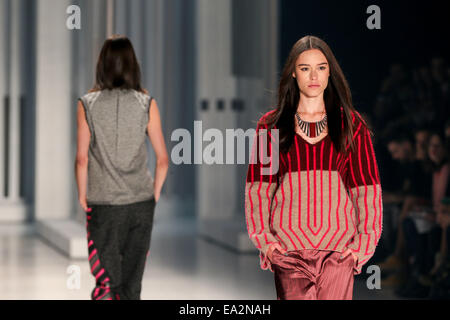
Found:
[244,109,383,275]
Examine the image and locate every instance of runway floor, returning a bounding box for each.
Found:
[0,215,399,300]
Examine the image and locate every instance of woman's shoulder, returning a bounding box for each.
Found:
[257,109,277,128]
[348,108,370,135]
[130,89,153,111]
[79,89,102,108]
[132,88,152,98]
[80,88,102,97]
[84,87,150,94]
[87,87,101,93]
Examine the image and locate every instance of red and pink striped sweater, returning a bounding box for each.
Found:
[245,110,383,275]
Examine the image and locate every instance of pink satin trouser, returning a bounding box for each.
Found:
[272,249,355,300]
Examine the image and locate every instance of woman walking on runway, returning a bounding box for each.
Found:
[75,35,169,300]
[245,35,383,300]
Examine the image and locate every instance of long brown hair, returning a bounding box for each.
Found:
[262,35,370,155]
[91,35,143,92]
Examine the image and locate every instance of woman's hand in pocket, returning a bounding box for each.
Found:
[340,248,357,265]
[267,243,287,263]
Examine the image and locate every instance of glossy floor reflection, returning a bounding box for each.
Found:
[0,216,398,300]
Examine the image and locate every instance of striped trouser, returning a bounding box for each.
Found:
[85,197,156,300]
[272,249,355,300]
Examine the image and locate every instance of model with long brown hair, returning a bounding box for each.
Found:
[245,35,383,300]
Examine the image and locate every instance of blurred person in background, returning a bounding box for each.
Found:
[373,64,416,136]
[430,57,450,125]
[415,127,431,161]
[379,132,432,286]
[428,198,450,299]
[378,134,414,259]
[395,131,449,298]
[75,35,169,300]
[444,120,450,156]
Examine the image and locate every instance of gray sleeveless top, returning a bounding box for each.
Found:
[79,88,154,205]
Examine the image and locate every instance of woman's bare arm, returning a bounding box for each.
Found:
[147,99,169,202]
[75,100,91,211]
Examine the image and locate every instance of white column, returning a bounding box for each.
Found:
[35,0,72,220]
[8,0,23,202]
[233,0,279,215]
[113,0,127,35]
[91,0,107,71]
[142,0,163,98]
[0,0,7,201]
[142,0,165,173]
[35,0,90,258]
[106,0,114,37]
[77,0,95,92]
[195,0,279,251]
[196,0,237,221]
[128,0,144,62]
[0,0,27,221]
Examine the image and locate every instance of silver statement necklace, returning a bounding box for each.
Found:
[295,111,327,138]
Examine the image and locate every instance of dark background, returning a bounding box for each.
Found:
[280,0,450,112]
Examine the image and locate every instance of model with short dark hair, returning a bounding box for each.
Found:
[245,35,383,300]
[75,35,169,300]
